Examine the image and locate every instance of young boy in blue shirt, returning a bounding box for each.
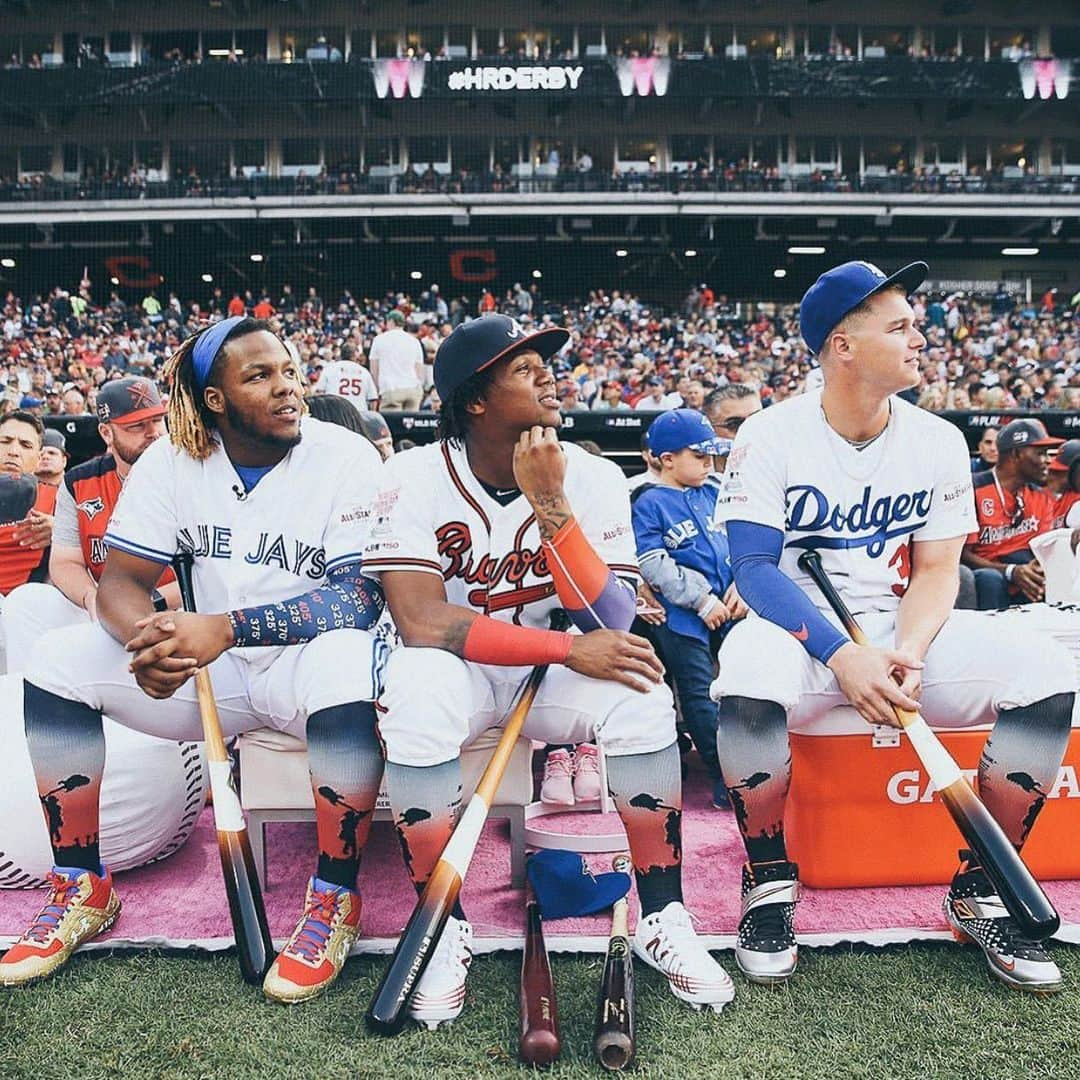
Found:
[631,409,748,808]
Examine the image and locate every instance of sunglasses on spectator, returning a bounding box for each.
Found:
[712,416,750,434]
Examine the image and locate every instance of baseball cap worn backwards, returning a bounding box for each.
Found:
[433,314,569,401]
[96,377,166,426]
[799,260,928,355]
[646,408,731,456]
[997,418,1065,454]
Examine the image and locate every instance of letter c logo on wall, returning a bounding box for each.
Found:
[104,255,163,289]
[449,249,497,284]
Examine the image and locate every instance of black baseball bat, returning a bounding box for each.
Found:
[798,548,1059,940]
[173,553,275,983]
[593,855,635,1071]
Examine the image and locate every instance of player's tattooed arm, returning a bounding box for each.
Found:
[227,561,384,647]
[531,490,574,541]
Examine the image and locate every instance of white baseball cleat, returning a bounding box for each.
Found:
[633,901,735,1013]
[407,915,474,1029]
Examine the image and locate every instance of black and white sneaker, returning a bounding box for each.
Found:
[944,859,1062,995]
[735,861,799,986]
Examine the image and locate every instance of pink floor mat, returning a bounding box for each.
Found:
[4,768,1080,953]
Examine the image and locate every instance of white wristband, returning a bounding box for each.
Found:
[1003,564,1015,583]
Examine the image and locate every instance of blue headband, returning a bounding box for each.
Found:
[192,316,245,391]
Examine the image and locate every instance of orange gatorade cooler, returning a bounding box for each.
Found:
[785,709,1080,888]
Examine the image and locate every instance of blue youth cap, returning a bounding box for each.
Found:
[646,408,730,456]
[433,314,569,401]
[526,850,631,921]
[799,260,928,356]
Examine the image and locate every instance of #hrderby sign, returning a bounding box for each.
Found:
[446,65,584,92]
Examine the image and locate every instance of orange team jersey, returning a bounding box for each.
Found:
[0,482,57,596]
[65,454,175,587]
[967,469,1058,560]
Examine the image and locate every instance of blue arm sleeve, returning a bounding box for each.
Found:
[227,561,384,647]
[726,520,848,665]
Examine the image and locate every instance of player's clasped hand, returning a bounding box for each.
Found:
[826,641,924,728]
[126,611,233,699]
[1011,562,1045,604]
[13,510,52,550]
[565,629,665,694]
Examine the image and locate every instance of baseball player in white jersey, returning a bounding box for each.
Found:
[1,317,388,1006]
[711,261,1076,992]
[314,354,379,409]
[364,314,734,1029]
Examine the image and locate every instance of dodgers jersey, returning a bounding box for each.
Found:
[105,417,383,664]
[363,439,639,629]
[716,389,975,616]
[315,360,378,404]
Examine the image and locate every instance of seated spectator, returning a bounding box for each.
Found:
[1,378,173,673]
[970,424,1000,472]
[634,375,676,411]
[0,410,57,670]
[61,386,87,415]
[34,428,67,488]
[961,419,1063,609]
[1049,440,1080,530]
[631,410,747,809]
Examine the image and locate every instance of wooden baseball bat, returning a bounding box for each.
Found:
[366,611,568,1035]
[519,896,560,1067]
[173,553,274,984]
[593,855,635,1071]
[797,549,1060,940]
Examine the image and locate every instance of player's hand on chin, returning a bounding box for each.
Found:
[513,426,566,501]
[565,629,664,693]
[826,641,923,728]
[127,611,234,670]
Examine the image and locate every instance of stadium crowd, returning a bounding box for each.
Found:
[1,277,1078,420]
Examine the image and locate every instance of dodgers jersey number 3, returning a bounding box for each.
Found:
[716,389,975,617]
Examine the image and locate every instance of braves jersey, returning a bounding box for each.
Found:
[315,360,378,405]
[716,389,975,616]
[105,417,382,666]
[362,439,639,628]
[967,470,1059,560]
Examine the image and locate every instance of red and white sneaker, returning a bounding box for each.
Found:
[572,743,603,802]
[540,749,575,806]
[408,915,473,1029]
[633,901,735,1013]
[263,877,361,1004]
[0,866,121,987]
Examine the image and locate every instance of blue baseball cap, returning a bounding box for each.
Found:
[646,408,730,456]
[799,260,928,355]
[527,850,631,921]
[433,314,569,401]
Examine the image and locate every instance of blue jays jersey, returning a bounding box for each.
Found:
[716,389,975,617]
[632,479,733,642]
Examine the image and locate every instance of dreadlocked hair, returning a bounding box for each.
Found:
[437,366,496,445]
[165,318,291,460]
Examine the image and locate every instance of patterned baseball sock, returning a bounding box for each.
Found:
[384,759,466,918]
[23,683,105,873]
[715,696,791,868]
[306,702,384,891]
[606,743,684,915]
[978,692,1075,849]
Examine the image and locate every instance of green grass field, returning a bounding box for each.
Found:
[2,942,1078,1079]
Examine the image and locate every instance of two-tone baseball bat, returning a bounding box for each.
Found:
[593,855,635,1071]
[173,553,274,983]
[519,895,561,1067]
[366,610,569,1035]
[798,549,1060,940]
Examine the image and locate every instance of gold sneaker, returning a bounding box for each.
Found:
[1,867,121,986]
[263,877,361,1004]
